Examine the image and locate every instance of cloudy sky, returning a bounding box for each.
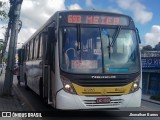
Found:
[0,0,160,48]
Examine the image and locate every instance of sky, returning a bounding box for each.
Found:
[0,0,160,48]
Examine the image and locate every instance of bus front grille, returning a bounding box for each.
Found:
[83,99,124,107]
[75,79,131,87]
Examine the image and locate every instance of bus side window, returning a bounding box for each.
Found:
[39,35,43,59]
[32,39,35,59]
[34,36,39,59]
[27,43,30,61]
[40,32,48,64]
[29,40,33,60]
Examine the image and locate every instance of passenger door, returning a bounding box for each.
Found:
[42,25,56,105]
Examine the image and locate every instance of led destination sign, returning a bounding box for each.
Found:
[68,15,129,25]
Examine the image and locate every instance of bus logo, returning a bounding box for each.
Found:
[91,76,116,79]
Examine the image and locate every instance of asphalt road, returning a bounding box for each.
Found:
[12,76,160,120]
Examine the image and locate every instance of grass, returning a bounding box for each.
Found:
[150,95,160,101]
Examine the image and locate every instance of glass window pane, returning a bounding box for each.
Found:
[61,27,102,73]
[60,27,140,74]
[102,29,139,73]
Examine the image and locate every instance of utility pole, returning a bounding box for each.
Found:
[1,20,11,62]
[3,0,23,95]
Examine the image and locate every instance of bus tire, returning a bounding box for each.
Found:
[39,78,43,98]
[24,74,29,90]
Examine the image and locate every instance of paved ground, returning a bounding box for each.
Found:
[0,69,40,120]
[0,68,160,120]
[142,94,160,105]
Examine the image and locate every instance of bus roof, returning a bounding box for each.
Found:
[57,10,129,17]
[22,10,131,46]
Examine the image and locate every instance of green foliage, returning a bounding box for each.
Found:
[154,42,160,51]
[142,42,160,52]
[141,45,153,51]
[150,95,160,101]
[0,43,3,50]
[0,1,7,20]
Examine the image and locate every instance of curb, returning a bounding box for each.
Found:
[142,99,160,105]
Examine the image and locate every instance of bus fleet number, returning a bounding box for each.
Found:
[68,15,82,23]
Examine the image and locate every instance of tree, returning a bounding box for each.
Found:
[154,42,160,51]
[0,1,7,20]
[0,42,3,49]
[142,45,153,51]
[0,1,7,63]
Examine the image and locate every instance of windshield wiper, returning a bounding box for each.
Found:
[107,26,121,59]
[77,25,81,51]
[110,26,121,47]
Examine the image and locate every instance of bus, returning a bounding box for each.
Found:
[19,10,142,110]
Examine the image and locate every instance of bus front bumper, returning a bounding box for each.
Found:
[56,89,141,110]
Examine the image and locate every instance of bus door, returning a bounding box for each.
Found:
[42,26,56,104]
[42,32,51,104]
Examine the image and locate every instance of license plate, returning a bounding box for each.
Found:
[96,98,111,103]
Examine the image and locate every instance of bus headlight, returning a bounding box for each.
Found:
[61,76,77,94]
[64,84,71,89]
[130,75,141,93]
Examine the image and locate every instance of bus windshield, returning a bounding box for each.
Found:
[60,27,140,74]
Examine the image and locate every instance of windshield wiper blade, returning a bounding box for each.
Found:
[107,34,111,59]
[107,26,121,59]
[110,26,121,47]
[77,25,81,51]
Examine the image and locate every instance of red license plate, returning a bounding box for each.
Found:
[96,98,111,103]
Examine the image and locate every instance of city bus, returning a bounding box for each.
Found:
[19,10,142,109]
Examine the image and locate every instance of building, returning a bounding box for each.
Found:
[142,51,160,95]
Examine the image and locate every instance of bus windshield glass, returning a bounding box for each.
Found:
[60,27,140,74]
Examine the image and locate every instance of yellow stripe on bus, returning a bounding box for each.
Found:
[72,82,133,96]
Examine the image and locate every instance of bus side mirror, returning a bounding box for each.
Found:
[136,28,141,43]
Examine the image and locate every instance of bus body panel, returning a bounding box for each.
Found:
[25,60,42,95]
[21,10,142,110]
[56,89,141,110]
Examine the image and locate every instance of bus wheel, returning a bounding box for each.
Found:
[39,78,43,98]
[24,74,29,90]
